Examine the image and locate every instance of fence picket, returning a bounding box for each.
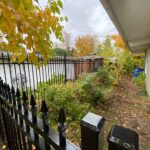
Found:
[0,53,105,150]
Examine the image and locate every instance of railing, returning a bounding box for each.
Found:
[0,52,103,95]
[0,79,139,150]
[0,52,139,150]
[0,79,106,150]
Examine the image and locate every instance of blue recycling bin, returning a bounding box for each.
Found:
[133,68,144,77]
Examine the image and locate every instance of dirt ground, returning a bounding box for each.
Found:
[95,76,150,150]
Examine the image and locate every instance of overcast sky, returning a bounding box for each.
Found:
[39,0,118,45]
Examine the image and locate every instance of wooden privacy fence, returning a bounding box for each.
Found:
[0,79,139,150]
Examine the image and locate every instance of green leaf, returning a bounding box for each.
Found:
[51,1,60,14]
[57,0,63,9]
[64,16,68,22]
[34,0,39,3]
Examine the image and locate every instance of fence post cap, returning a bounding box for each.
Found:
[6,84,10,91]
[11,86,15,94]
[81,112,105,132]
[41,100,48,113]
[30,95,36,108]
[58,108,66,123]
[107,125,139,150]
[16,88,20,97]
[23,91,28,102]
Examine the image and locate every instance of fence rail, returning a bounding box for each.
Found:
[0,79,106,150]
[0,79,79,150]
[0,52,139,150]
[0,52,103,96]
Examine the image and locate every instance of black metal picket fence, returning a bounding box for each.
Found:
[0,79,139,150]
[0,78,107,150]
[0,52,139,150]
[0,52,103,96]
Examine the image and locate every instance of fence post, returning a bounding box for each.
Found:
[58,108,66,148]
[30,95,39,142]
[107,125,139,150]
[16,89,23,126]
[22,91,30,133]
[7,84,14,116]
[64,56,67,83]
[80,112,105,150]
[11,86,18,121]
[0,78,2,95]
[41,100,51,150]
[0,79,6,144]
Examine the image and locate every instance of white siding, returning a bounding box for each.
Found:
[145,49,150,97]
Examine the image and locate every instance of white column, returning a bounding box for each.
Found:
[145,48,150,97]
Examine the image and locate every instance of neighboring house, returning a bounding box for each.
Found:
[100,0,150,96]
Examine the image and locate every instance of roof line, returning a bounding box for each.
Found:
[99,0,131,50]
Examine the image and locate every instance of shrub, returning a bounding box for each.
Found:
[122,53,135,74]
[53,48,72,56]
[102,59,121,85]
[77,68,112,105]
[133,72,146,88]
[49,74,65,84]
[95,68,112,87]
[90,87,104,105]
[36,81,90,122]
[36,68,112,122]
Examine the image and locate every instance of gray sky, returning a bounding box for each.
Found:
[39,0,118,45]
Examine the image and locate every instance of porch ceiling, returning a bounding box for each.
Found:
[100,0,150,53]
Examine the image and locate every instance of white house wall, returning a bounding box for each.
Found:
[99,0,150,96]
[146,49,150,96]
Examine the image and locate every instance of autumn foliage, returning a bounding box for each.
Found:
[0,0,66,64]
[97,34,144,84]
[112,34,128,52]
[74,34,98,57]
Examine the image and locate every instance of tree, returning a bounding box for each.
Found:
[0,0,66,65]
[111,35,144,73]
[63,31,71,51]
[74,34,99,57]
[53,48,72,56]
[97,34,145,84]
[111,34,128,52]
[98,35,115,59]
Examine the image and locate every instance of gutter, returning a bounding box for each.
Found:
[99,0,131,51]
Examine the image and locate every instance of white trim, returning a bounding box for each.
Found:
[99,0,130,50]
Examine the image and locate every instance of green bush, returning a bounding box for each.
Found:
[95,68,112,87]
[122,53,135,75]
[77,68,112,105]
[36,81,91,122]
[53,48,72,56]
[133,72,146,88]
[48,74,65,84]
[90,87,104,105]
[36,68,112,123]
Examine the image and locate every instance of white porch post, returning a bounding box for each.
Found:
[145,48,150,97]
